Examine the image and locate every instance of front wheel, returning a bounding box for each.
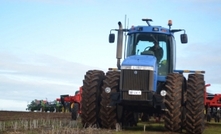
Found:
[164,73,183,132]
[185,74,205,134]
[81,70,105,127]
[100,71,120,129]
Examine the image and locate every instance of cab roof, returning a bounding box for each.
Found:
[128,25,173,35]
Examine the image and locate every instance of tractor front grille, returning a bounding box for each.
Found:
[121,70,154,101]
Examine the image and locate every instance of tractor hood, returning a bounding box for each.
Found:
[121,55,157,69]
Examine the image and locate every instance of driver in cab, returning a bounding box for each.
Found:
[148,41,163,63]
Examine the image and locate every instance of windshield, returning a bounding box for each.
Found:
[126,33,172,75]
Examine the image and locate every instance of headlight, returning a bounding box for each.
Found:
[121,66,154,71]
[160,90,167,96]
[105,87,111,93]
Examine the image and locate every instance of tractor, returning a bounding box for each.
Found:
[81,18,205,134]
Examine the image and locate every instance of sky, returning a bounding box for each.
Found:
[0,0,221,111]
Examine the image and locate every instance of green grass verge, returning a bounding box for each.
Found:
[114,121,221,134]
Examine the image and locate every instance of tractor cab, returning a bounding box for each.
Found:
[109,18,187,84]
[125,32,170,76]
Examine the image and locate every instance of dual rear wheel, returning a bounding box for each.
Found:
[81,70,105,127]
[164,73,205,134]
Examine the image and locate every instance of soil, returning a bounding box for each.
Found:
[0,110,71,121]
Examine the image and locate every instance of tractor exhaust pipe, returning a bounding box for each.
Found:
[116,21,123,70]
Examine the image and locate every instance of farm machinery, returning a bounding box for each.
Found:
[26,99,45,112]
[204,84,221,122]
[80,18,205,134]
[56,87,82,120]
[26,99,62,112]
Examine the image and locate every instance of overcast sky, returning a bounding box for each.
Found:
[0,0,221,111]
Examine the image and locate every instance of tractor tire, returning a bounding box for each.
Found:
[164,73,183,132]
[100,71,120,129]
[81,70,105,128]
[71,103,79,120]
[186,74,205,134]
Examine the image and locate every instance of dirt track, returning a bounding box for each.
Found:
[0,111,71,121]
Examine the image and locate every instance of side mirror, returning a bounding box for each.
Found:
[181,34,188,44]
[109,33,115,43]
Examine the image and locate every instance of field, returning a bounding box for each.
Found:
[0,111,221,134]
[0,111,70,121]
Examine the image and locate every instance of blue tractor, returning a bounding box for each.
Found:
[81,19,205,134]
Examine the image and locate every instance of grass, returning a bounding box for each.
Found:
[0,117,115,134]
[1,118,221,134]
[113,121,221,134]
[203,122,221,134]
[114,121,177,134]
[0,118,80,134]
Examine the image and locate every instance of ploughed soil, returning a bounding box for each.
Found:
[0,111,71,121]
